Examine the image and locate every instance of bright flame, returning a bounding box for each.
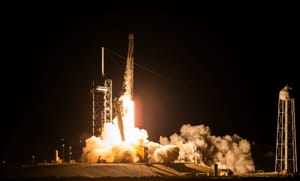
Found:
[101,94,149,146]
[116,95,148,144]
[119,95,135,140]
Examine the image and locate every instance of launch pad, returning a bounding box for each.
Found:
[0,163,211,179]
[1,162,295,180]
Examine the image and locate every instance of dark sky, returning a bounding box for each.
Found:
[2,1,299,169]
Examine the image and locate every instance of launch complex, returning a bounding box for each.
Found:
[91,34,134,142]
[1,34,298,180]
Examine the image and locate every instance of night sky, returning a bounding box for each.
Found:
[2,1,299,170]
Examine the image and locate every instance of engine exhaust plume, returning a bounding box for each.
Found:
[113,98,125,141]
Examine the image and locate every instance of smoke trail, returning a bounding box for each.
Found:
[123,34,134,98]
[159,124,255,174]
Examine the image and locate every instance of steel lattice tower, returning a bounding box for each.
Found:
[91,81,101,136]
[91,47,113,136]
[275,85,297,175]
[91,79,113,136]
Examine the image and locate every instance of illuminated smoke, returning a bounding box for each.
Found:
[81,122,147,163]
[81,123,255,174]
[147,142,179,163]
[159,124,255,174]
[81,134,139,163]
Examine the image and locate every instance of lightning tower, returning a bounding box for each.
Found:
[275,85,297,175]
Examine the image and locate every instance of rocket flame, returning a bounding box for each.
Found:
[118,95,135,142]
[110,94,149,145]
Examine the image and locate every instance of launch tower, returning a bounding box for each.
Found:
[91,47,113,136]
[275,85,297,175]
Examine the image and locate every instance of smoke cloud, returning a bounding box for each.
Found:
[81,123,255,174]
[159,124,255,174]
